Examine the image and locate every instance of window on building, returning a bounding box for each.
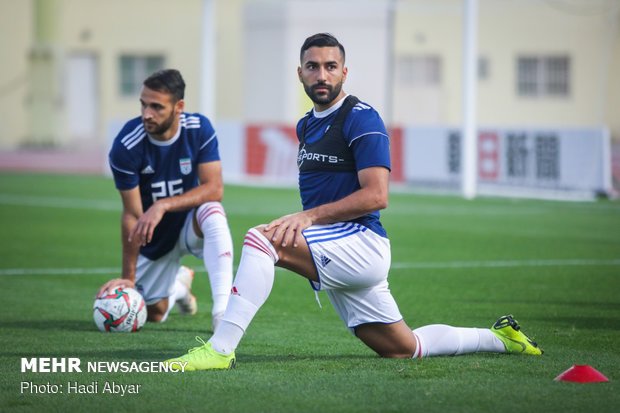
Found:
[517,55,570,97]
[397,55,442,86]
[119,55,165,97]
[545,57,570,96]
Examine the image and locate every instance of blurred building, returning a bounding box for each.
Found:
[0,0,618,195]
[0,0,208,150]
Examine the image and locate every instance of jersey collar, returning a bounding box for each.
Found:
[313,94,349,119]
[147,115,183,146]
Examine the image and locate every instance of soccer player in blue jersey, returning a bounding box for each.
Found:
[97,69,233,328]
[166,34,541,370]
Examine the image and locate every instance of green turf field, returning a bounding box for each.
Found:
[1,172,619,413]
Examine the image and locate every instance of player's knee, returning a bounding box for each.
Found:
[252,224,267,233]
[196,202,227,225]
[356,324,416,358]
[146,301,168,322]
[245,225,271,244]
[146,310,166,323]
[242,227,279,262]
[195,202,228,237]
[146,313,164,323]
[378,348,415,359]
[200,200,223,209]
[373,339,416,358]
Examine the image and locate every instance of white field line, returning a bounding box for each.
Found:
[0,267,120,276]
[1,193,618,216]
[391,258,620,269]
[1,258,619,276]
[0,194,119,211]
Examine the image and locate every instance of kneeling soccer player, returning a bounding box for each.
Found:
[165,33,542,370]
[97,69,233,329]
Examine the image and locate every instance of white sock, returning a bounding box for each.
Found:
[209,228,278,355]
[413,324,506,358]
[196,202,234,319]
[161,279,189,322]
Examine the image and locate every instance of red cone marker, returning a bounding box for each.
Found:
[554,365,609,383]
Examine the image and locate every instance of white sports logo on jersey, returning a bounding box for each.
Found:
[297,144,342,168]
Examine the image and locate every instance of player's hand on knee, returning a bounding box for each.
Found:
[129,202,166,246]
[265,212,312,248]
[96,278,135,298]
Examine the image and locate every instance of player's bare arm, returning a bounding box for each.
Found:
[265,166,389,248]
[96,187,143,297]
[130,161,224,245]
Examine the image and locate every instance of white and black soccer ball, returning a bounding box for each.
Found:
[93,287,147,333]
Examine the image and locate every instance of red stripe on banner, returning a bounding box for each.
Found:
[388,127,404,183]
[245,125,299,177]
[246,125,267,175]
[478,132,499,180]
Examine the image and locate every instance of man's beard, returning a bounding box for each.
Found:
[304,81,343,106]
[143,111,176,136]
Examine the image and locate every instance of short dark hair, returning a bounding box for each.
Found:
[143,69,185,102]
[300,33,345,63]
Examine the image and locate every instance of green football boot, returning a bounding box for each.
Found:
[491,315,543,355]
[165,337,236,371]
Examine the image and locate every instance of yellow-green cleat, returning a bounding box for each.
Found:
[165,337,236,371]
[491,315,543,355]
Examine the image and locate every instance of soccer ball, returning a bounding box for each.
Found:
[93,287,147,332]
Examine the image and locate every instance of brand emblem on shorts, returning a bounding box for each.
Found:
[320,255,331,267]
[179,158,192,175]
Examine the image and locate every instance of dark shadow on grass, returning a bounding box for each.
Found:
[3,349,175,360]
[3,348,377,364]
[151,326,214,334]
[0,319,95,332]
[0,319,211,334]
[236,353,377,364]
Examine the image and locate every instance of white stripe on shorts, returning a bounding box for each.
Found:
[303,222,367,245]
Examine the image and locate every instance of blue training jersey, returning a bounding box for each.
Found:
[295,95,391,237]
[109,113,220,260]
